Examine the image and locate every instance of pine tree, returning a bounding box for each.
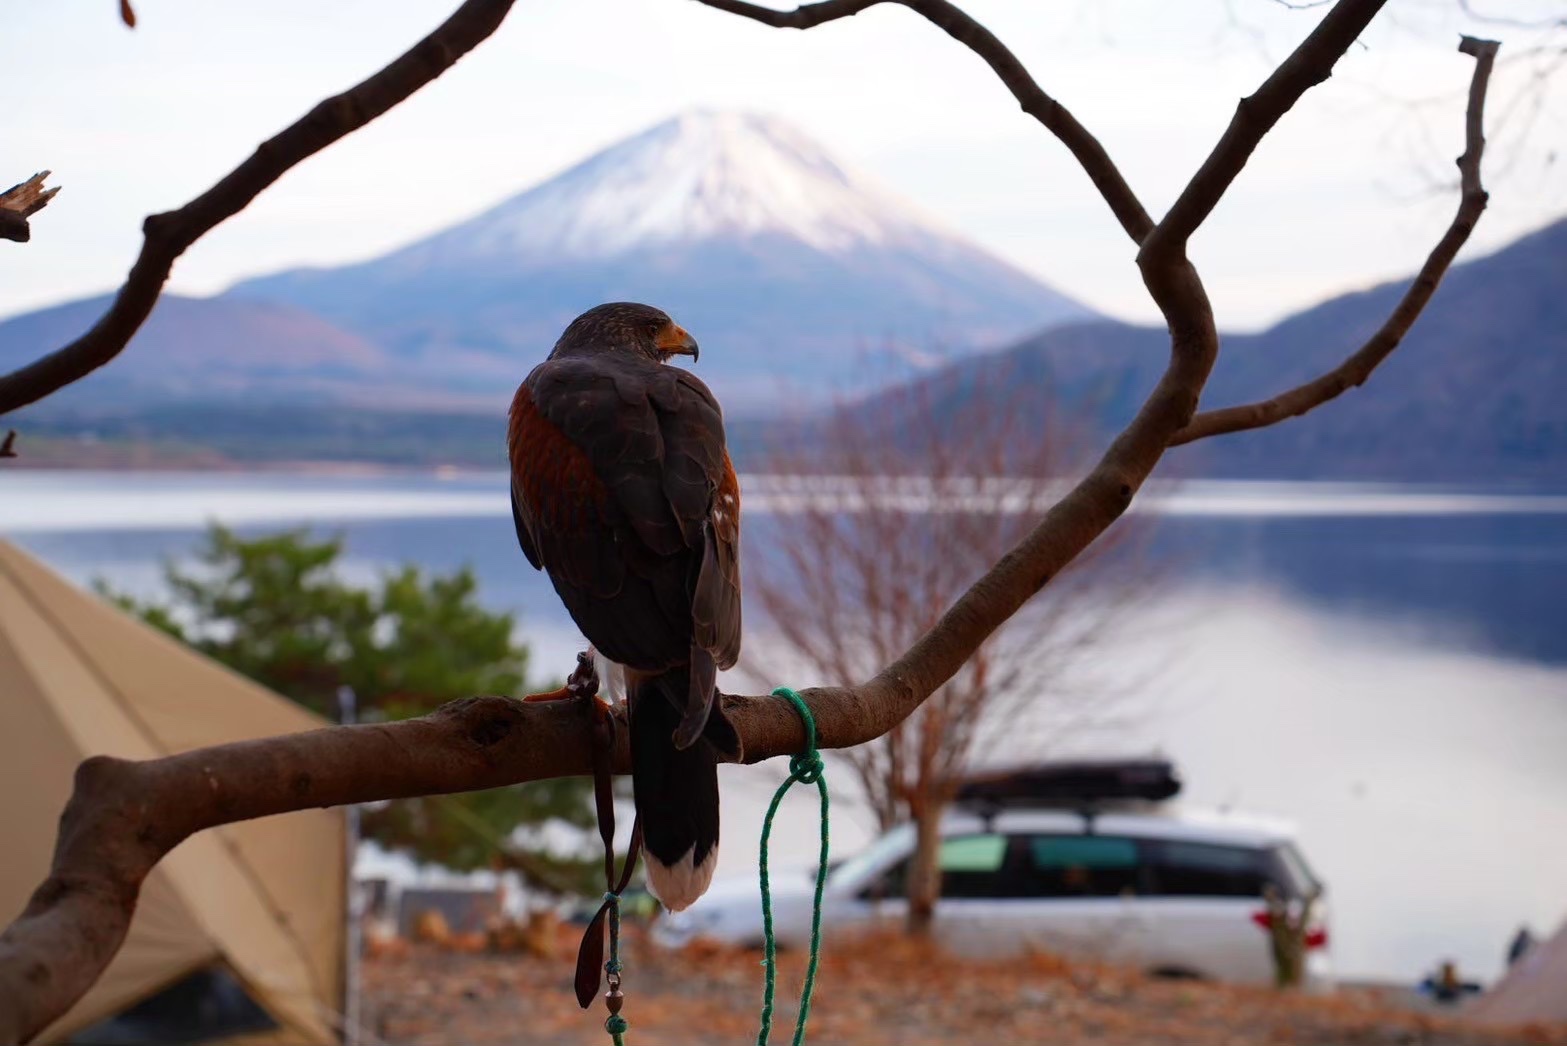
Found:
[101,524,600,894]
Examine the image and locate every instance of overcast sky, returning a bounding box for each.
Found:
[6,0,1564,330]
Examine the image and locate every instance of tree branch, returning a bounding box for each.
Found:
[0,3,1496,1041]
[0,172,60,244]
[1138,0,1388,267]
[1457,0,1564,31]
[0,0,518,417]
[0,689,843,1044]
[1170,36,1500,447]
[690,0,1155,242]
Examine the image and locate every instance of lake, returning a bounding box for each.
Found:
[3,469,1565,985]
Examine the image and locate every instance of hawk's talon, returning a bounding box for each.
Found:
[523,650,601,703]
[567,649,601,701]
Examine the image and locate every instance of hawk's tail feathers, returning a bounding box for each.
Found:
[629,664,736,912]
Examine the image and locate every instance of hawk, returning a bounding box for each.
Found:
[507,302,742,910]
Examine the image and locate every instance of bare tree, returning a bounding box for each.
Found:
[0,1,1503,1040]
[745,379,1137,934]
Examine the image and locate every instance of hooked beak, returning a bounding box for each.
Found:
[657,323,700,362]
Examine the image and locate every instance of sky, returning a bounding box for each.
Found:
[5,0,1564,330]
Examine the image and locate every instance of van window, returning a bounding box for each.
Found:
[1144,839,1280,898]
[939,835,1012,898]
[941,835,1008,871]
[1274,842,1322,898]
[861,834,1013,900]
[1022,834,1141,897]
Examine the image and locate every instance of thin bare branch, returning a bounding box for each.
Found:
[1131,0,1390,453]
[1139,0,1388,266]
[0,0,518,417]
[690,0,1155,242]
[0,172,60,244]
[1457,0,1565,31]
[690,0,880,27]
[1170,36,1500,447]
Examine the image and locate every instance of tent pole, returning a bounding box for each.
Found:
[337,685,362,1046]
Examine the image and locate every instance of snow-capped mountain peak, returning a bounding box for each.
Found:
[227,108,1095,410]
[406,110,943,263]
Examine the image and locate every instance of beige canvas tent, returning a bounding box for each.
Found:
[1468,918,1567,1026]
[0,539,346,1044]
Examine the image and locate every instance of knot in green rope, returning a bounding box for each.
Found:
[605,1014,629,1037]
[779,686,824,782]
[789,751,825,784]
[757,687,830,1046]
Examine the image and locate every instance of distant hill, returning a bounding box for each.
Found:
[0,292,450,410]
[845,217,1567,482]
[12,402,504,468]
[226,110,1093,412]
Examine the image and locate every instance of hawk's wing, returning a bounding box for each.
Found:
[510,485,541,571]
[507,354,741,675]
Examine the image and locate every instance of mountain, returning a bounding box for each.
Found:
[227,110,1094,410]
[840,216,1567,482]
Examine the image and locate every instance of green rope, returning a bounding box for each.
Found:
[757,687,830,1046]
[605,891,628,1045]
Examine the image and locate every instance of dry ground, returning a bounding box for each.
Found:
[360,928,1565,1046]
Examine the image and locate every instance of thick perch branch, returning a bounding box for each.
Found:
[0,0,518,417]
[0,172,60,244]
[1171,37,1501,446]
[0,692,832,1044]
[0,5,1500,1042]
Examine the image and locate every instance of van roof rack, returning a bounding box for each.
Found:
[955,758,1182,809]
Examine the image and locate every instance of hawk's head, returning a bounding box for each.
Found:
[552,302,699,364]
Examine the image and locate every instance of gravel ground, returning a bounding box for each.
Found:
[360,929,1566,1046]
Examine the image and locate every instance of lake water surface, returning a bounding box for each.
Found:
[4,469,1565,984]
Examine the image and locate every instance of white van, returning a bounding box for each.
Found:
[651,766,1331,988]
